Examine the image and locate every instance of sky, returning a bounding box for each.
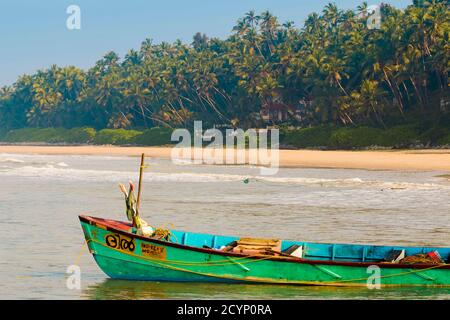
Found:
[0,0,413,87]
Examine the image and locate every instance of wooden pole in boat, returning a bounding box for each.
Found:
[136,153,145,217]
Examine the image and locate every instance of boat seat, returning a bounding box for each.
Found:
[232,238,281,256]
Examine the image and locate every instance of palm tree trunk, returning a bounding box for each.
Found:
[409,76,425,112]
[383,69,404,114]
[138,101,148,128]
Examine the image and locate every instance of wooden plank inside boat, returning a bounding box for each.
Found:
[230,238,282,256]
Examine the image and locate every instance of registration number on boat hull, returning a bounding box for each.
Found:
[141,242,166,260]
[105,233,136,253]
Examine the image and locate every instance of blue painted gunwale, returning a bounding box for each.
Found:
[80,215,450,270]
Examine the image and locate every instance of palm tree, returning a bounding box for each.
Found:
[243,10,260,29]
[0,2,448,133]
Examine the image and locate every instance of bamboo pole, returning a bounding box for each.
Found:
[136,153,145,217]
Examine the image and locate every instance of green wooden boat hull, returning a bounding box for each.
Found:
[80,216,450,287]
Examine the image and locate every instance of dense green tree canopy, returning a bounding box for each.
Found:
[0,1,448,131]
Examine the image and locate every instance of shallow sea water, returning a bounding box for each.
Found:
[0,153,449,299]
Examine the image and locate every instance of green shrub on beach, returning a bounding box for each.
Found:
[92,127,173,145]
[130,127,174,146]
[4,128,65,143]
[438,133,450,145]
[0,127,173,146]
[378,125,420,147]
[93,129,142,145]
[281,125,429,148]
[420,127,450,145]
[2,127,96,143]
[64,127,96,143]
[280,126,334,148]
[2,124,449,148]
[329,127,383,148]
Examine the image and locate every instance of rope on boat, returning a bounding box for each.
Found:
[72,241,87,267]
[84,238,447,285]
[150,227,172,241]
[330,264,445,284]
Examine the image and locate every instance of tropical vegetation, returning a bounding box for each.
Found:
[0,1,449,148]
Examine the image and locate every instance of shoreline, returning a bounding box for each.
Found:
[1,145,450,172]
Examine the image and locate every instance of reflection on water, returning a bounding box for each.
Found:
[83,279,450,300]
[0,153,449,299]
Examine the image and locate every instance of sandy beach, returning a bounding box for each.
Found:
[1,145,450,172]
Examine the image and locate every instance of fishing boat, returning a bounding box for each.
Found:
[79,215,450,287]
[79,155,450,287]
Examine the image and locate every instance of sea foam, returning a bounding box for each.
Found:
[0,163,447,191]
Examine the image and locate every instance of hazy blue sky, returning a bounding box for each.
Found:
[0,0,412,86]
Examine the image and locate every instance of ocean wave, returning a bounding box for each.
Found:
[0,165,134,182]
[253,176,446,190]
[54,162,69,167]
[0,158,26,164]
[0,163,447,190]
[0,155,70,168]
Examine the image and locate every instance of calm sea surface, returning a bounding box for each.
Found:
[0,153,449,299]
